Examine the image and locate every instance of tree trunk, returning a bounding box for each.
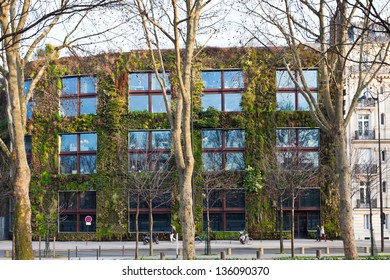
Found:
[149,198,153,256]
[334,131,358,259]
[279,196,284,253]
[206,203,211,255]
[7,48,33,260]
[291,192,295,258]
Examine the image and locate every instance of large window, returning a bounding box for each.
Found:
[128,130,171,171]
[202,129,245,171]
[276,69,318,111]
[129,72,171,113]
[128,192,171,233]
[59,76,97,117]
[59,133,97,174]
[276,128,319,170]
[203,189,245,232]
[201,70,244,112]
[58,191,96,233]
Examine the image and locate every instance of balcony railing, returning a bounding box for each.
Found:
[354,164,377,174]
[357,98,376,108]
[356,198,377,208]
[355,130,375,140]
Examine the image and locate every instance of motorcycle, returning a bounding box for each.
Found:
[239,230,249,244]
[143,233,159,245]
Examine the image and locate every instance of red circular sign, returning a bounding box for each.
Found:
[85,216,93,223]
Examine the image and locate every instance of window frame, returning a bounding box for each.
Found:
[201,129,245,171]
[128,130,171,171]
[59,132,97,175]
[58,190,97,233]
[128,72,171,113]
[276,128,320,171]
[201,69,244,112]
[59,76,97,117]
[202,188,246,232]
[276,69,318,111]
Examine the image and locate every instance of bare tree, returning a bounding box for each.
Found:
[0,0,124,259]
[132,0,212,259]
[240,0,390,259]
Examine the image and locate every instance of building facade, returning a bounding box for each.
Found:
[0,48,338,241]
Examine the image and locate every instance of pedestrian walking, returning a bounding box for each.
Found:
[170,225,176,243]
[320,225,326,242]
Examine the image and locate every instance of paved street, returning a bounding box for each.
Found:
[1,238,389,260]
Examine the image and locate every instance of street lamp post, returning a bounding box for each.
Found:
[375,91,385,253]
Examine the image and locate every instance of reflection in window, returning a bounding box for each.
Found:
[201,70,244,112]
[24,81,33,120]
[128,130,171,171]
[58,191,96,233]
[129,72,170,113]
[202,129,245,171]
[202,189,245,231]
[60,76,97,117]
[276,128,319,171]
[59,133,97,174]
[276,69,318,111]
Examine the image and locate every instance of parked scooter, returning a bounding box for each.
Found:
[239,230,249,244]
[143,233,159,245]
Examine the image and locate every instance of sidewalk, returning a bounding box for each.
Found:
[0,239,387,260]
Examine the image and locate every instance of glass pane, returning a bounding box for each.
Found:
[277,151,297,170]
[80,97,96,115]
[300,189,320,207]
[224,93,242,111]
[203,213,222,231]
[80,191,96,209]
[152,73,171,90]
[226,152,245,170]
[80,133,97,151]
[59,214,76,232]
[24,80,32,96]
[58,192,77,210]
[204,190,223,208]
[225,130,245,148]
[26,101,33,119]
[59,155,77,174]
[24,136,32,153]
[202,94,221,111]
[276,70,294,88]
[129,131,148,149]
[61,77,78,95]
[129,73,148,90]
[298,92,317,111]
[129,153,148,171]
[80,77,96,94]
[202,71,221,89]
[152,131,170,149]
[307,212,320,230]
[80,214,96,232]
[299,129,319,147]
[129,95,149,112]
[226,213,246,231]
[202,130,222,148]
[224,71,244,88]
[129,214,149,232]
[301,70,318,88]
[80,155,97,174]
[226,190,245,208]
[202,152,222,171]
[276,129,296,147]
[277,92,295,111]
[299,152,319,170]
[152,95,170,113]
[151,153,170,170]
[60,99,78,117]
[60,134,78,152]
